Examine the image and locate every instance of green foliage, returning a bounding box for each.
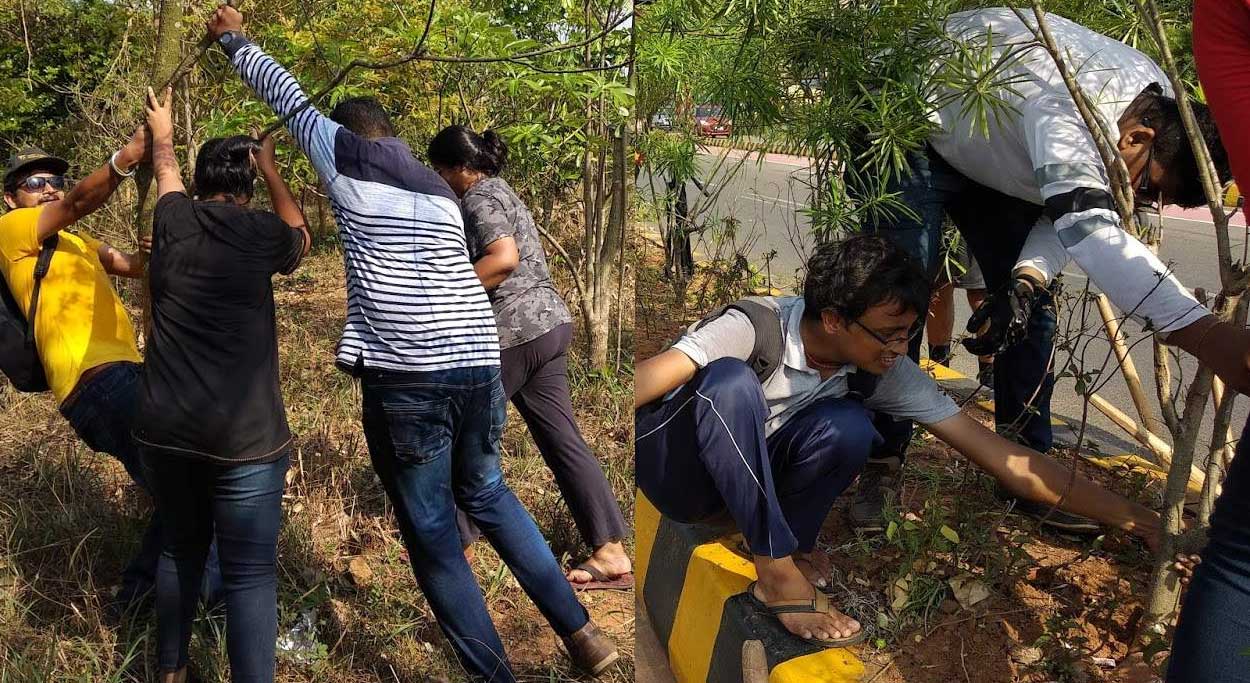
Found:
[0,0,129,148]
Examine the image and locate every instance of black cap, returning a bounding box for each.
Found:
[4,147,69,191]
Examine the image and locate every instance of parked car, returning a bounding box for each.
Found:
[694,105,732,138]
[651,110,673,130]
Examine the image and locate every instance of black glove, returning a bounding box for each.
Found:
[961,277,1038,356]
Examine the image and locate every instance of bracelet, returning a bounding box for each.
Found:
[109,150,136,178]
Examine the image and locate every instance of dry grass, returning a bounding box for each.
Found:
[0,237,635,682]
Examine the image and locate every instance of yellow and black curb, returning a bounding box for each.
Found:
[636,493,864,683]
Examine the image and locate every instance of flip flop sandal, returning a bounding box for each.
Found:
[568,562,635,591]
[744,580,869,648]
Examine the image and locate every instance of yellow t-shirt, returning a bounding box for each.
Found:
[0,206,141,403]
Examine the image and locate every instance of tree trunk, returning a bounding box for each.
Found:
[133,0,185,340]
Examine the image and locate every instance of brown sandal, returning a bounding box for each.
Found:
[745,581,868,648]
[568,561,635,591]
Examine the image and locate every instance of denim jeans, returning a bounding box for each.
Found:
[859,145,1056,458]
[636,358,881,557]
[59,361,221,608]
[140,450,288,682]
[1167,415,1250,682]
[362,364,589,683]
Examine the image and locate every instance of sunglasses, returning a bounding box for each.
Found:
[14,175,68,193]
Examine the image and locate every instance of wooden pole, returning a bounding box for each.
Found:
[1088,393,1206,488]
[1094,293,1166,439]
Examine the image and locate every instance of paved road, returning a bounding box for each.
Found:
[641,147,1248,465]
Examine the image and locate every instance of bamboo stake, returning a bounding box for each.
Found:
[1094,294,1165,439]
[1088,393,1207,489]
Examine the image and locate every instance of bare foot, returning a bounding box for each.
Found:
[794,550,833,590]
[566,541,632,584]
[1111,652,1163,683]
[754,556,860,642]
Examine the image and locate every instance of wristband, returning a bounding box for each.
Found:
[109,150,137,178]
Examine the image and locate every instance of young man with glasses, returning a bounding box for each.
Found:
[0,142,222,615]
[851,8,1233,533]
[635,234,1165,648]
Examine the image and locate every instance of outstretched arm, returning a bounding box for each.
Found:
[928,412,1162,547]
[35,127,148,242]
[208,5,339,181]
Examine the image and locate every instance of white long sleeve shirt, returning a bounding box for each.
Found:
[929,8,1207,334]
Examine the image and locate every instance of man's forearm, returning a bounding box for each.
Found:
[37,149,138,240]
[259,166,305,229]
[933,413,1160,538]
[151,137,183,197]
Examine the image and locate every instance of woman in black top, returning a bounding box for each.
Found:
[429,126,632,588]
[136,87,310,683]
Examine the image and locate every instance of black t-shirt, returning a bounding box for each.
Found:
[133,192,305,463]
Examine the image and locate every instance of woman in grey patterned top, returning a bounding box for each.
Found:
[430,126,632,589]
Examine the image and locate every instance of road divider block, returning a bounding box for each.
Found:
[636,492,865,683]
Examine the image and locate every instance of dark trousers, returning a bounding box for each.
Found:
[1168,415,1250,682]
[635,359,880,557]
[362,365,589,683]
[862,146,1055,461]
[140,451,288,682]
[457,323,628,550]
[60,361,221,606]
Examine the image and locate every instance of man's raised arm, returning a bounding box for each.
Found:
[206,4,339,182]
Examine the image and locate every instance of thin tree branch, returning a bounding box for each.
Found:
[260,6,634,139]
[1011,4,1138,234]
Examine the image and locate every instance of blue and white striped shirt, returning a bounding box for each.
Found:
[228,40,500,372]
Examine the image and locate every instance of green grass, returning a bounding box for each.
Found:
[0,244,635,683]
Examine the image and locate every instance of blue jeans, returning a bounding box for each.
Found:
[362,365,589,683]
[635,359,881,557]
[59,361,221,608]
[860,146,1055,459]
[1168,416,1250,681]
[141,451,288,682]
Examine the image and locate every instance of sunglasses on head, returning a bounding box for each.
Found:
[14,175,68,193]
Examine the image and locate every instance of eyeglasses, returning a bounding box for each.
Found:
[14,175,67,193]
[851,318,923,349]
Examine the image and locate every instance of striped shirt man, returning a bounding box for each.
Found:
[223,37,500,373]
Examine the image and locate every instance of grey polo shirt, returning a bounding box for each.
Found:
[671,297,961,437]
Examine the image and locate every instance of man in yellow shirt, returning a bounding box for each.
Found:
[0,137,219,615]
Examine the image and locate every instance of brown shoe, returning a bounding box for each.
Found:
[562,620,620,676]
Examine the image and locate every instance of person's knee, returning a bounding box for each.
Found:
[693,358,765,406]
[810,401,879,470]
[699,358,758,387]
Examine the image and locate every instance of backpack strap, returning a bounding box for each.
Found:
[687,297,786,384]
[845,367,880,402]
[24,235,58,346]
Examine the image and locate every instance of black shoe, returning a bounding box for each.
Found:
[850,465,895,532]
[996,485,1101,534]
[977,360,994,389]
[928,344,952,366]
